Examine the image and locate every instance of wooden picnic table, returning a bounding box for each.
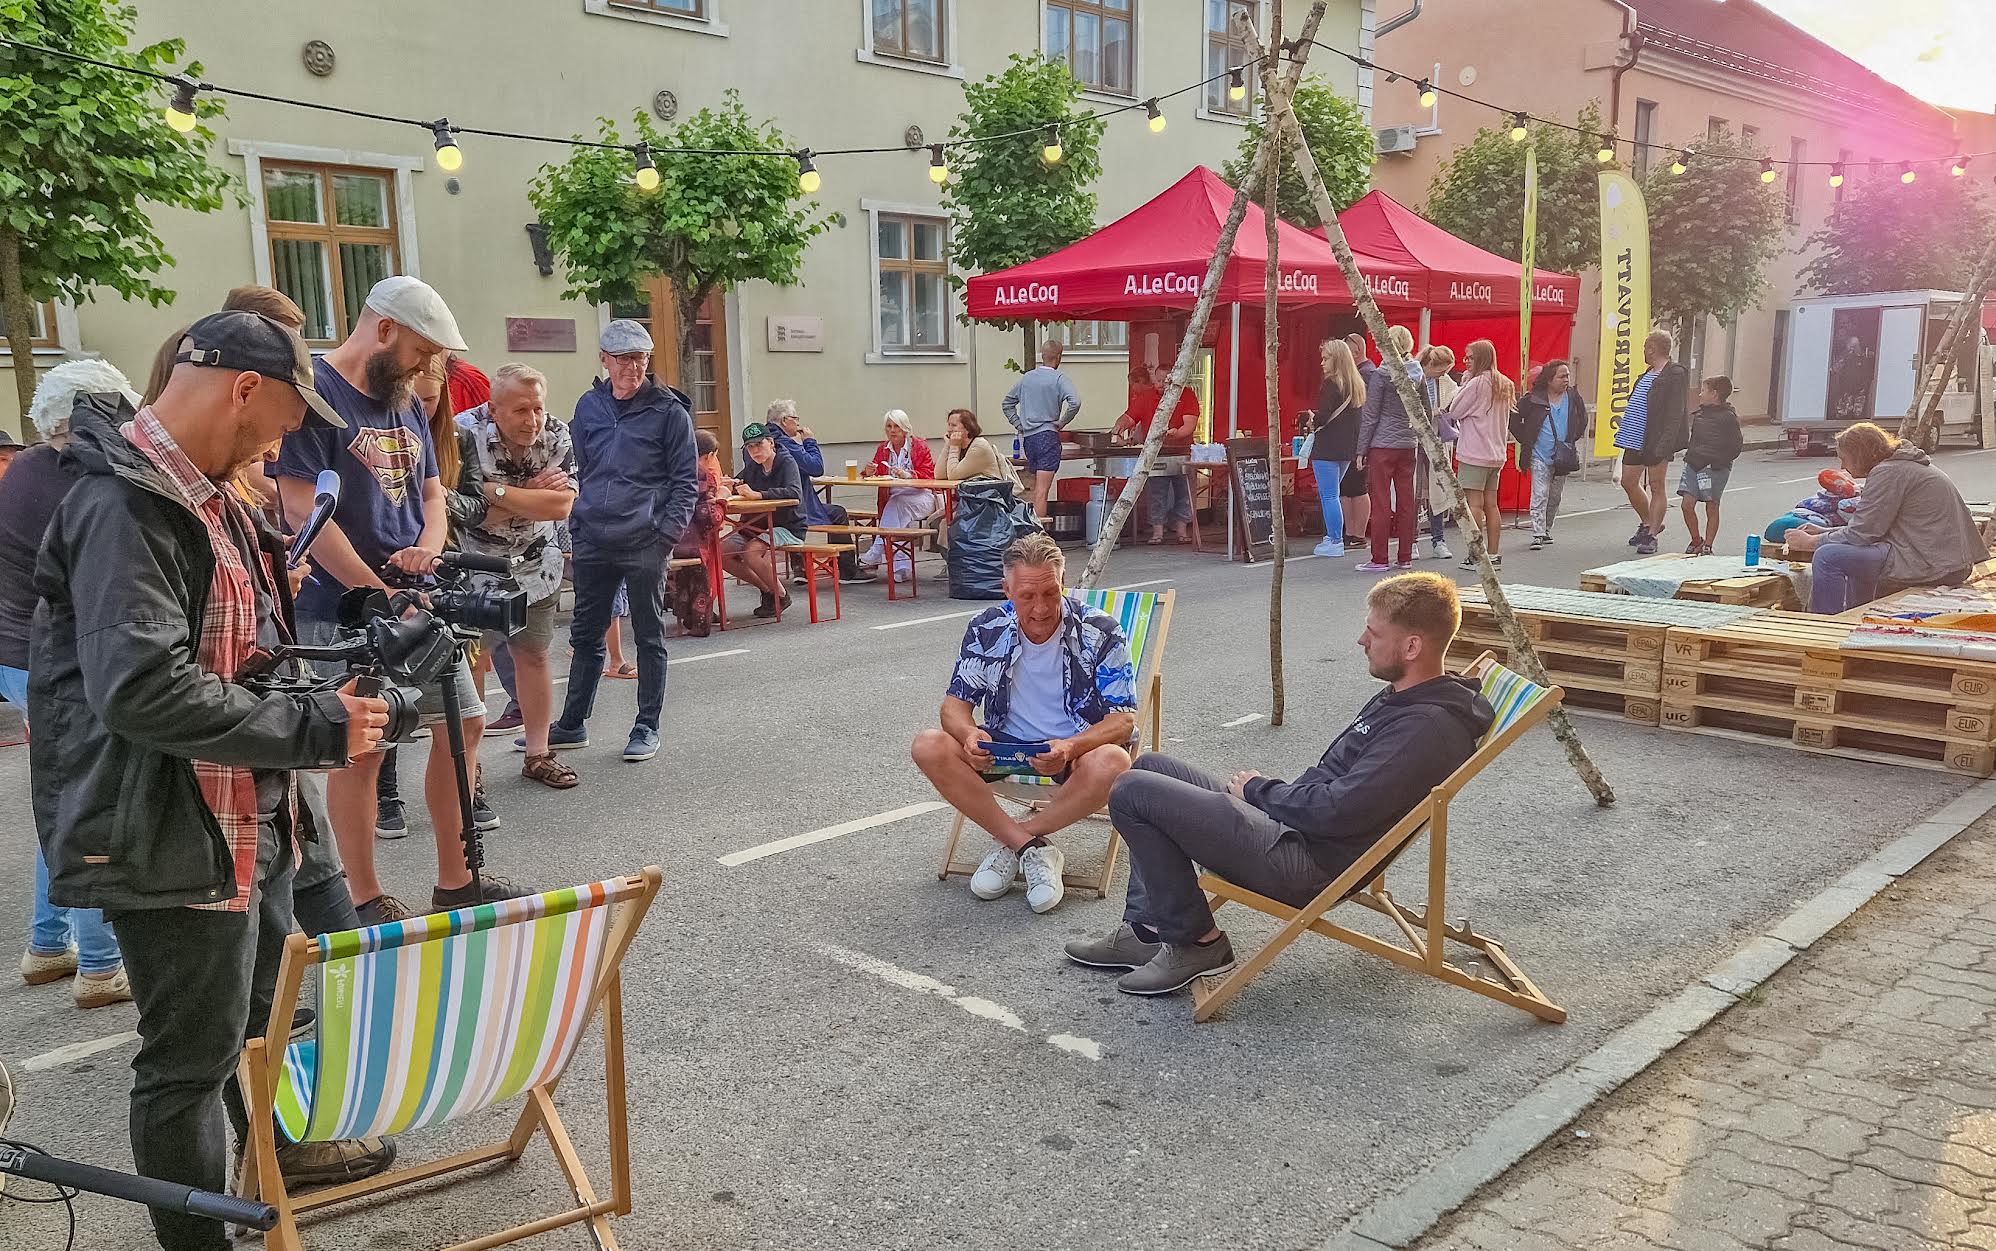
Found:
[1580,552,1802,610]
[705,496,793,629]
[812,475,963,525]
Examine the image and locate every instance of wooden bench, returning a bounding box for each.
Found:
[807,524,931,600]
[774,542,854,623]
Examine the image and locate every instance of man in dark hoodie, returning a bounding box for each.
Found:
[549,319,700,765]
[1677,375,1742,555]
[1067,572,1493,995]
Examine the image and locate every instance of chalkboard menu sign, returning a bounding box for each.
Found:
[1226,437,1276,564]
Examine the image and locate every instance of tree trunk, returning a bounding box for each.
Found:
[1075,2,1332,589]
[1276,101,1618,808]
[1262,0,1287,727]
[0,225,41,421]
[1022,320,1037,377]
[1900,234,1996,449]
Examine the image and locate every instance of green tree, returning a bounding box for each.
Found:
[1640,128,1789,335]
[940,54,1105,368]
[1423,106,1606,277]
[1222,75,1373,227]
[0,0,232,413]
[529,93,830,388]
[1800,173,1995,295]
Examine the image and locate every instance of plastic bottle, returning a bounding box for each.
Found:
[1012,436,1022,461]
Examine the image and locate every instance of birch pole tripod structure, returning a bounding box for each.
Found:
[1900,233,1996,451]
[1075,1,1331,589]
[1261,0,1289,726]
[1277,95,1618,807]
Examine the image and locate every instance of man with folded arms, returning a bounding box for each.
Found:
[912,533,1135,916]
[1066,572,1493,995]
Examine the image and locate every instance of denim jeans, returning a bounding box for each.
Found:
[1810,542,1891,614]
[1143,472,1193,529]
[3,663,123,974]
[1311,460,1347,548]
[561,545,669,733]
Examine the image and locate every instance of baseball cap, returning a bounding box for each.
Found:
[175,311,346,429]
[364,275,468,353]
[740,422,771,443]
[600,319,654,355]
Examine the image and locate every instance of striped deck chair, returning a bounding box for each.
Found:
[237,868,661,1251]
[1191,653,1566,1024]
[938,587,1175,898]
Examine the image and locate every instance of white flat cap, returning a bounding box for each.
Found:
[364,275,468,352]
[600,319,654,354]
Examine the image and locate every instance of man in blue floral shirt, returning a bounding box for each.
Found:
[912,533,1135,915]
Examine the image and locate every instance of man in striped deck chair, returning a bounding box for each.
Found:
[1065,573,1494,995]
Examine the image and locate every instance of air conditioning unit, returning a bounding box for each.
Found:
[1375,125,1418,156]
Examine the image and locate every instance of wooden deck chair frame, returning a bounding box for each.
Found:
[938,588,1175,899]
[1191,654,1566,1024]
[235,867,662,1251]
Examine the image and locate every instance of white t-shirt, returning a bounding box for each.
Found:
[1000,630,1087,742]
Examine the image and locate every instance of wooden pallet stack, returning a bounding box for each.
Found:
[1661,611,1996,777]
[1579,553,1801,609]
[1452,587,1763,725]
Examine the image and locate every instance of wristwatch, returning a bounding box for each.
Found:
[491,484,508,500]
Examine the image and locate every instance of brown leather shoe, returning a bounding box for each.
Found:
[274,1136,397,1189]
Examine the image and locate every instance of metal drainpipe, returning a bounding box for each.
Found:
[1377,0,1422,39]
[1605,0,1640,131]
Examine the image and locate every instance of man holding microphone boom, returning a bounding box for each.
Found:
[29,311,396,1251]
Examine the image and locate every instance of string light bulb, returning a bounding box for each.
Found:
[632,142,659,192]
[1671,150,1690,176]
[1416,78,1437,109]
[1759,158,1777,184]
[1900,161,1916,184]
[795,149,820,194]
[1596,133,1615,163]
[1041,126,1064,166]
[164,76,199,133]
[1952,154,1970,177]
[1227,67,1247,103]
[1829,162,1845,189]
[1145,99,1166,134]
[927,144,949,184]
[1509,113,1528,143]
[431,120,462,172]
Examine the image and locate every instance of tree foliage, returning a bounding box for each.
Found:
[0,0,233,410]
[1800,173,1996,295]
[1222,75,1373,226]
[529,92,830,382]
[1423,106,1605,277]
[1639,128,1789,332]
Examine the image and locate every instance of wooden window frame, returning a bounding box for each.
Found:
[876,212,952,355]
[28,301,57,350]
[1057,319,1129,355]
[1045,0,1139,98]
[1203,1,1256,119]
[260,159,401,346]
[871,0,946,64]
[610,0,705,16]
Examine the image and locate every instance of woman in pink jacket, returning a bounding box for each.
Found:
[1445,339,1517,568]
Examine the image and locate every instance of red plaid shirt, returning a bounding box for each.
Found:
[125,408,266,912]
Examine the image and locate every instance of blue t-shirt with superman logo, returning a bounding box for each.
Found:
[276,356,438,620]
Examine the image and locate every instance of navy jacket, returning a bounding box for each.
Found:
[567,378,700,556]
[1242,674,1493,875]
[771,429,828,525]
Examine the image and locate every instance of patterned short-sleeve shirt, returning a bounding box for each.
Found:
[947,594,1136,731]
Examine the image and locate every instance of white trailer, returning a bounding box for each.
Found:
[1778,290,1993,454]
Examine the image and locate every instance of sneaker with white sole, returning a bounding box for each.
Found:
[21,946,77,985]
[1064,923,1161,970]
[1431,539,1453,561]
[1020,844,1065,914]
[1355,560,1391,573]
[1116,935,1237,995]
[968,846,1019,900]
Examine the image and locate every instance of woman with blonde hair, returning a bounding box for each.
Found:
[1444,339,1516,567]
[1308,338,1367,555]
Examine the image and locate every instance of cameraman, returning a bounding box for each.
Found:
[275,277,528,924]
[30,312,395,1250]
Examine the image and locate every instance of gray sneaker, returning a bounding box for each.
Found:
[1064,923,1162,971]
[1116,935,1236,996]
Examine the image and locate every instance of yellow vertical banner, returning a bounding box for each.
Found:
[1594,171,1650,458]
[1519,142,1537,389]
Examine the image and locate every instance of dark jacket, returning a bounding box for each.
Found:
[1683,403,1743,472]
[1510,389,1589,466]
[1357,361,1428,454]
[30,396,350,911]
[567,378,700,556]
[444,425,488,539]
[1242,674,1493,875]
[771,428,829,525]
[1312,377,1362,462]
[0,442,77,669]
[738,448,805,534]
[1640,361,1692,458]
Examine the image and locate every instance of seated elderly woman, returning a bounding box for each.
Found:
[864,409,941,583]
[1783,422,1985,613]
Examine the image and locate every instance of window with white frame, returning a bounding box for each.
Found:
[875,212,952,353]
[1046,0,1135,97]
[870,0,945,63]
[614,0,704,16]
[1204,1,1255,116]
[1055,320,1128,351]
[585,0,725,35]
[259,161,401,344]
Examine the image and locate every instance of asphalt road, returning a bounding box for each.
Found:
[2,446,1990,1250]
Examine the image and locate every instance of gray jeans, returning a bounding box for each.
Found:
[1530,456,1566,539]
[1109,754,1335,944]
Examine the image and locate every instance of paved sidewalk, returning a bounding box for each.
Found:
[1418,813,1996,1251]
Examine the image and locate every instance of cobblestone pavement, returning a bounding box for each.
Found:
[1418,813,1996,1251]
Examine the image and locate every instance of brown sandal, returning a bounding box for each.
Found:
[522,752,580,790]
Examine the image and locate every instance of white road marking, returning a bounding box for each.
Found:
[1105,578,1173,590]
[717,801,948,867]
[818,944,1102,1061]
[872,609,979,632]
[550,647,750,686]
[1556,473,1858,522]
[1221,712,1265,728]
[22,1031,140,1072]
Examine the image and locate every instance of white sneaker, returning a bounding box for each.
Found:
[1020,844,1066,914]
[969,846,1020,900]
[1431,539,1453,560]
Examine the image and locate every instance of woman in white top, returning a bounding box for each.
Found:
[863,409,941,582]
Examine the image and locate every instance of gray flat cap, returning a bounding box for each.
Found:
[600,319,654,354]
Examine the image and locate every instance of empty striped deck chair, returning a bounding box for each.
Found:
[939,587,1175,898]
[1191,653,1566,1023]
[237,869,661,1251]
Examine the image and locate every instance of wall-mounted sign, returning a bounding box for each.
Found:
[767,315,825,353]
[505,317,578,353]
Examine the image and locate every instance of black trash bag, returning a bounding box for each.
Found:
[947,480,1041,600]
